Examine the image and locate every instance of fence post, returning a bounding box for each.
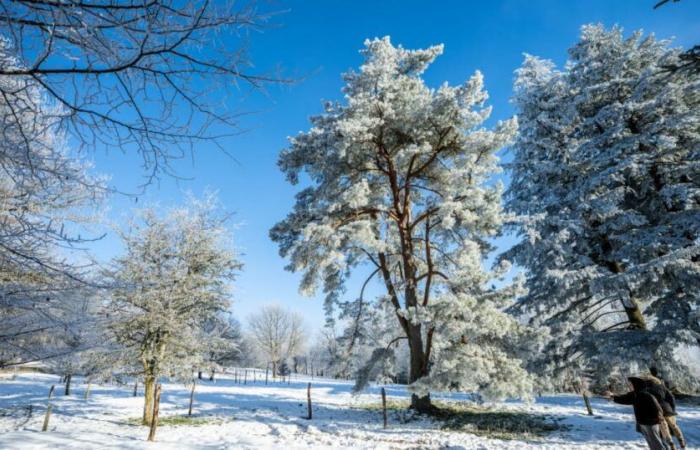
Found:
[582,391,594,416]
[42,385,55,432]
[306,382,312,420]
[188,381,196,416]
[147,384,162,441]
[381,387,387,429]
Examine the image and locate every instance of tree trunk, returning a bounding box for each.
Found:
[64,374,72,396]
[147,384,161,441]
[623,297,646,330]
[142,375,155,425]
[272,361,277,378]
[407,323,433,413]
[209,369,215,382]
[198,371,202,380]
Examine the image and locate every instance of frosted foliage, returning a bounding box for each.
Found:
[508,25,700,392]
[0,39,105,366]
[106,194,241,381]
[272,37,537,401]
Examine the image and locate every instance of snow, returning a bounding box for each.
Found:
[1,371,698,449]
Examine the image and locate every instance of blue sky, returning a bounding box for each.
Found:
[88,0,700,333]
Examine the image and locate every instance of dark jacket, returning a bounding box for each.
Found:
[613,378,664,426]
[644,378,677,417]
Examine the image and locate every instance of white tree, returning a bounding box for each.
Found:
[0,39,105,368]
[106,194,241,424]
[271,37,536,412]
[247,305,306,377]
[507,25,700,391]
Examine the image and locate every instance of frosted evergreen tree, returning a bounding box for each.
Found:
[106,194,241,424]
[507,25,700,391]
[272,37,537,412]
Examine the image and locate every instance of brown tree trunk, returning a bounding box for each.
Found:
[623,297,646,330]
[142,375,155,425]
[407,322,433,413]
[147,384,161,441]
[607,260,646,330]
[272,361,277,379]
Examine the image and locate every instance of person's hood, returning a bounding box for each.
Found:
[628,376,647,391]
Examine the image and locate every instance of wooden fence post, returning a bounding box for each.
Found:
[64,374,72,396]
[147,384,162,441]
[582,391,594,416]
[42,385,55,432]
[381,387,387,429]
[188,381,196,416]
[306,383,312,420]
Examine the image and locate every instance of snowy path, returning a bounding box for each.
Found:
[1,371,698,449]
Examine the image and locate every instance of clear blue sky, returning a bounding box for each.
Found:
[88,0,700,333]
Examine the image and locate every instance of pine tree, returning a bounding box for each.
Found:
[507,25,700,391]
[272,37,536,411]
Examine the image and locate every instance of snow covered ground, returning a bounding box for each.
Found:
[1,370,698,449]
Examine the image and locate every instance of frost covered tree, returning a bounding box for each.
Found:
[106,194,240,424]
[271,37,537,412]
[507,25,700,391]
[0,39,105,367]
[247,305,305,377]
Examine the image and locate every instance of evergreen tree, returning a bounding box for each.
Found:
[272,37,536,411]
[508,25,700,391]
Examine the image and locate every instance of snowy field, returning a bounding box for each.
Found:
[1,371,698,449]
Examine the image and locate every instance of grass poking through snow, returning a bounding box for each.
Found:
[125,415,226,427]
[360,399,566,440]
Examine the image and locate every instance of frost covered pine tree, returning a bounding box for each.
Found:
[271,37,537,412]
[507,25,700,391]
[106,194,241,424]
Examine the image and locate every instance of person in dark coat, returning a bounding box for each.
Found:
[650,366,669,388]
[645,372,686,449]
[609,376,672,450]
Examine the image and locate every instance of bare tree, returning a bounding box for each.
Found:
[0,0,287,180]
[247,305,305,377]
[653,0,699,75]
[0,40,106,367]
